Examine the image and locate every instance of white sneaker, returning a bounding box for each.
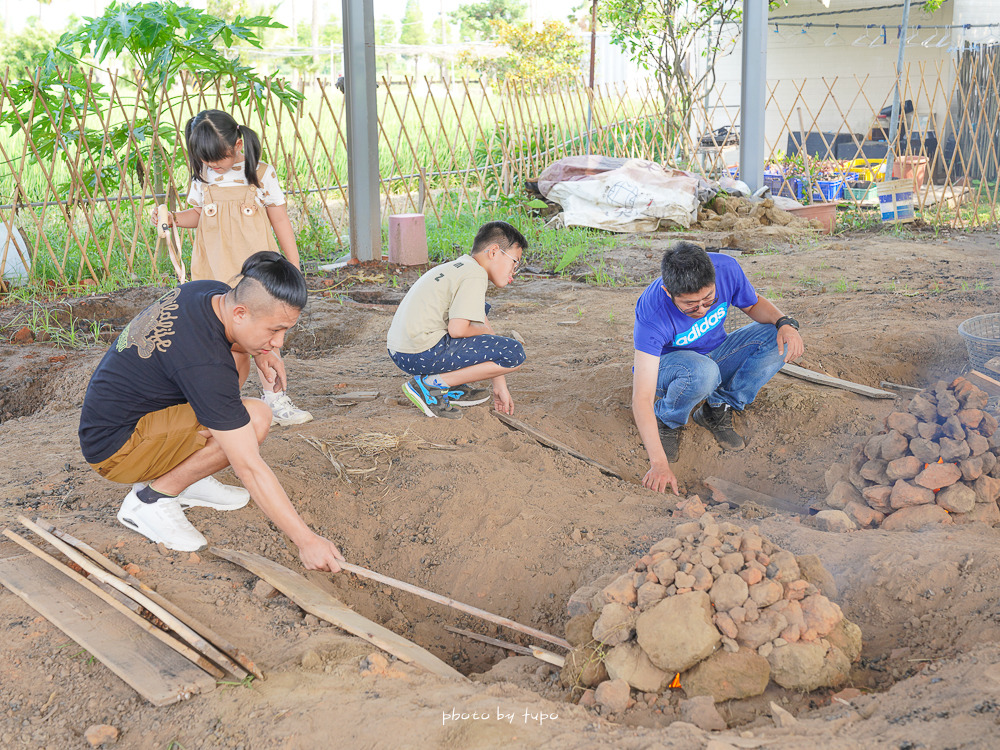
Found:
[177,476,250,511]
[116,488,207,552]
[266,392,313,426]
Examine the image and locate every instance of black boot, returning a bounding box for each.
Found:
[657,420,682,462]
[692,402,746,451]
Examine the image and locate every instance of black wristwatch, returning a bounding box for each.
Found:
[775,316,799,331]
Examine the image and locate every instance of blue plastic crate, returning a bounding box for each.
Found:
[812,179,845,202]
[763,174,805,200]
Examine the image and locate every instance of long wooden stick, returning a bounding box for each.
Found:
[338,561,571,650]
[3,529,225,680]
[491,411,622,479]
[880,380,924,393]
[16,516,248,680]
[35,518,262,680]
[779,363,897,399]
[444,626,566,667]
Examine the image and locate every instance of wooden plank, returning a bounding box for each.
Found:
[17,516,248,680]
[210,547,468,682]
[444,626,566,667]
[703,476,811,517]
[0,552,216,706]
[779,363,897,399]
[492,411,622,478]
[968,370,1000,398]
[3,529,225,680]
[35,518,262,680]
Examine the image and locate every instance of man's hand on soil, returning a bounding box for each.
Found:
[777,327,804,363]
[643,459,679,495]
[297,533,345,573]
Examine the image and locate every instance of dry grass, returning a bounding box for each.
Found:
[300,431,459,484]
[300,435,384,483]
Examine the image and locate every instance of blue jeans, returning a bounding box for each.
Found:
[654,323,786,428]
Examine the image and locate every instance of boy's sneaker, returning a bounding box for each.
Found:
[692,402,746,451]
[403,376,462,419]
[176,476,250,511]
[117,488,207,552]
[445,383,491,406]
[657,420,682,463]
[265,392,313,426]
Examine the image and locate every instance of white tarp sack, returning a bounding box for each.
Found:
[545,159,701,233]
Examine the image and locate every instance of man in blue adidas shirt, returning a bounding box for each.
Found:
[632,242,804,494]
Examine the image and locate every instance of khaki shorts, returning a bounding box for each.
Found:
[90,403,208,484]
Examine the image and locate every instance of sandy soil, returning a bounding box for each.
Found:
[2,226,1000,749]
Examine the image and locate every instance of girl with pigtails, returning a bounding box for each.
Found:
[156,109,312,426]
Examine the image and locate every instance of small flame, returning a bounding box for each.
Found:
[923,457,949,493]
[668,673,682,689]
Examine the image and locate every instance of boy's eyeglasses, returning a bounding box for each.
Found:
[499,247,521,273]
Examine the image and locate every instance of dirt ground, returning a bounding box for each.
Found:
[2,225,1000,749]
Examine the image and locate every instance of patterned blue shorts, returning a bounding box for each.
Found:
[389,334,525,376]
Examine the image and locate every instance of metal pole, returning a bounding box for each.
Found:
[587,0,597,154]
[342,0,381,262]
[885,0,912,182]
[588,0,597,89]
[739,0,767,192]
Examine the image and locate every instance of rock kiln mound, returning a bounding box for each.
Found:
[823,376,1000,530]
[562,513,861,710]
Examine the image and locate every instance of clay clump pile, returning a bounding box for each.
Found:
[696,195,820,233]
[825,377,1000,530]
[561,514,861,711]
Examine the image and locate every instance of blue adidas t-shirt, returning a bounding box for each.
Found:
[633,253,758,357]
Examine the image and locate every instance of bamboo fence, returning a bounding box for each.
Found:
[0,47,998,288]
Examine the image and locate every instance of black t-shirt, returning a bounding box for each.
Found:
[79,281,251,463]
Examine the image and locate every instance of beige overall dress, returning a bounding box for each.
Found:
[191,163,280,284]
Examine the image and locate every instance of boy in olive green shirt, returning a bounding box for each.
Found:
[387,221,528,419]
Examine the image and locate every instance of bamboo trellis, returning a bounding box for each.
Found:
[0,48,999,288]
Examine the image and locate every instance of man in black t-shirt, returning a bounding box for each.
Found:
[80,252,344,571]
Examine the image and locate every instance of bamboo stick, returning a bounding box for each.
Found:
[16,516,248,680]
[35,518,262,680]
[3,529,225,679]
[796,107,821,202]
[492,410,622,478]
[444,626,565,667]
[337,561,570,651]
